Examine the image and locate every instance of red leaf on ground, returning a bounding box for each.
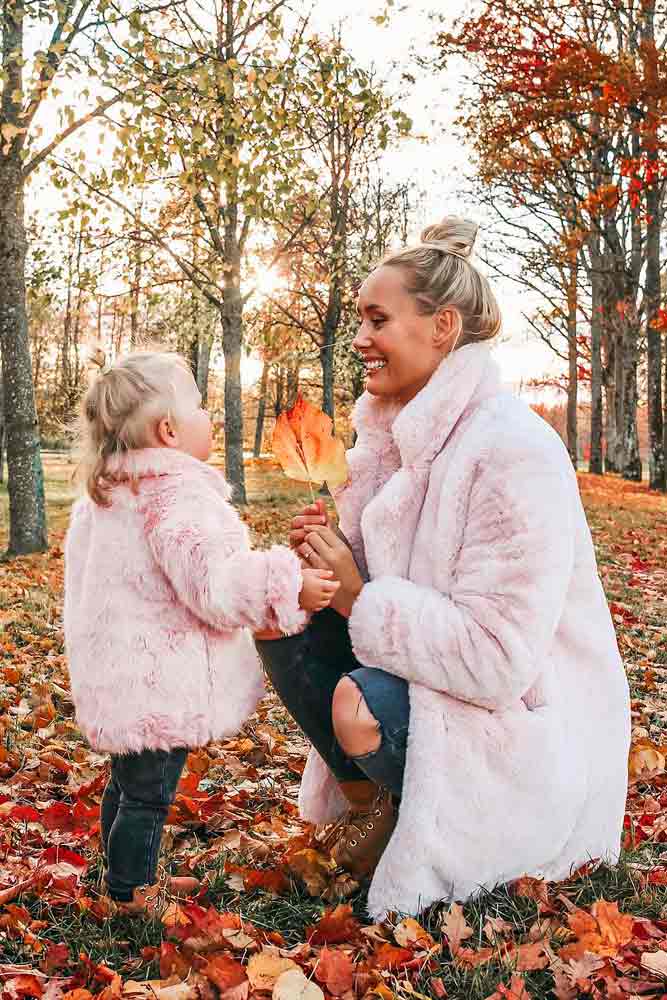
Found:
[201,954,248,992]
[39,942,70,974]
[6,976,44,998]
[159,942,192,980]
[315,948,354,995]
[485,975,530,1000]
[9,806,41,824]
[307,905,361,945]
[510,876,549,904]
[39,846,87,872]
[41,803,74,832]
[371,945,414,971]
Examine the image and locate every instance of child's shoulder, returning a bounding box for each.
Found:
[141,456,232,505]
[139,455,235,530]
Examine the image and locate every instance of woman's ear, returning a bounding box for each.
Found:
[433,307,462,351]
[156,416,180,449]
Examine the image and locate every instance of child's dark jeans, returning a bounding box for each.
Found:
[100,747,187,901]
[255,607,409,798]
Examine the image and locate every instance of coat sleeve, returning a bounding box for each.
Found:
[144,483,307,636]
[347,434,576,710]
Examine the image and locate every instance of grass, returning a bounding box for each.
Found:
[1,457,667,999]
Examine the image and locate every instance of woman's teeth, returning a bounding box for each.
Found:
[365,360,386,372]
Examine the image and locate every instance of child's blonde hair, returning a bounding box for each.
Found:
[381,216,502,345]
[75,347,193,507]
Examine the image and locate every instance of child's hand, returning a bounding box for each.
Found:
[290,499,328,549]
[299,568,340,612]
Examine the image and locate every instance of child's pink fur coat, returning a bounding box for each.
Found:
[298,342,631,919]
[64,449,305,754]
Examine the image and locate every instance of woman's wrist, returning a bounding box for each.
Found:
[331,579,363,619]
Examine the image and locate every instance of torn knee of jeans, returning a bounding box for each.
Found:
[332,677,382,757]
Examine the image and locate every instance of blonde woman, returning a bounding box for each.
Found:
[255,217,631,920]
[64,350,339,913]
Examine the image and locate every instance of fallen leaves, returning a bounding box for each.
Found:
[440,903,473,956]
[313,948,354,996]
[272,969,323,1000]
[628,738,666,781]
[307,905,361,946]
[247,955,297,991]
[6,463,667,1000]
[559,900,634,962]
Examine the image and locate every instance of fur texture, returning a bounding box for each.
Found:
[64,448,306,753]
[299,343,630,920]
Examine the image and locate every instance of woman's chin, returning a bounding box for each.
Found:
[365,371,391,396]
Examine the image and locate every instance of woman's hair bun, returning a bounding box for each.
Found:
[420,216,479,261]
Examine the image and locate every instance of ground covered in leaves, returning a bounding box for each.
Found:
[2,458,667,1000]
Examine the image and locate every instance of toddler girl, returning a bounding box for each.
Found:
[64,349,338,913]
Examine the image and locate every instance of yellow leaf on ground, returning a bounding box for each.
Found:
[393,918,436,950]
[641,950,667,980]
[629,739,666,780]
[273,968,324,1000]
[247,953,298,991]
[441,902,473,956]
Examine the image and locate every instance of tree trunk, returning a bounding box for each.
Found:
[0,164,48,555]
[621,316,642,481]
[604,377,618,474]
[196,331,212,405]
[612,320,626,473]
[643,2,664,490]
[220,284,247,503]
[130,204,142,346]
[274,365,285,417]
[286,363,299,409]
[566,256,578,468]
[253,359,269,458]
[0,379,5,483]
[589,241,603,474]
[320,340,335,428]
[646,183,664,489]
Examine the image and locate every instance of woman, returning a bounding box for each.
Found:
[255,217,630,921]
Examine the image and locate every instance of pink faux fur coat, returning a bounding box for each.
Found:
[64,449,306,754]
[298,342,631,919]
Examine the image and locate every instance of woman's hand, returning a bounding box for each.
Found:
[290,499,354,553]
[300,525,364,618]
[289,499,329,549]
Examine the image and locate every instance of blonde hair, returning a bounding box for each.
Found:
[74,347,193,507]
[381,216,502,345]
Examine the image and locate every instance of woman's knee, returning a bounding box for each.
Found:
[332,676,381,757]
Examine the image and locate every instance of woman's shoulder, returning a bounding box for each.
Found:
[471,391,571,464]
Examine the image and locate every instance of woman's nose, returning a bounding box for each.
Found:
[353,324,373,352]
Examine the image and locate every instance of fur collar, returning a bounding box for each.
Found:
[104,448,232,501]
[352,342,501,466]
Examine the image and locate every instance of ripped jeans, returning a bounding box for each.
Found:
[255,608,409,798]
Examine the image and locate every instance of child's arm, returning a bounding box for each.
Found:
[143,483,327,635]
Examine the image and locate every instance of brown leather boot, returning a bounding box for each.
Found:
[322,781,397,879]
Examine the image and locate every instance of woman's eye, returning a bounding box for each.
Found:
[371,317,386,328]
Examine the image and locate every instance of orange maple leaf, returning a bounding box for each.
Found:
[272,397,348,495]
[559,899,634,962]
